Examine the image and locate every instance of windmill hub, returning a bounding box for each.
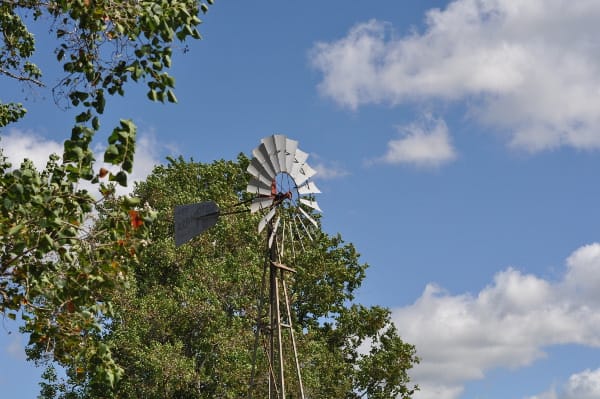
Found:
[273,190,292,202]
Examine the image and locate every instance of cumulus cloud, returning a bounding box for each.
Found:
[1,128,162,195]
[97,134,163,196]
[310,0,600,151]
[528,368,600,399]
[392,243,600,399]
[378,116,456,167]
[1,129,63,169]
[309,153,349,180]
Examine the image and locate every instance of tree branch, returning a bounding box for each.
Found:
[0,67,45,87]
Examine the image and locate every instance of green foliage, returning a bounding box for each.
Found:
[0,147,156,388]
[1,0,214,391]
[0,102,26,127]
[41,156,418,398]
[1,0,214,182]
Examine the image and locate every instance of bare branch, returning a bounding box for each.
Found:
[0,67,45,87]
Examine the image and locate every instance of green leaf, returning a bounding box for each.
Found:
[167,90,177,103]
[124,196,141,206]
[109,171,127,186]
[147,89,158,101]
[8,223,25,235]
[105,144,119,156]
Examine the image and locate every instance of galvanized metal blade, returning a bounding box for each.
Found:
[258,207,276,234]
[289,150,309,180]
[174,201,220,247]
[294,163,317,186]
[262,135,277,157]
[248,157,275,186]
[268,216,281,248]
[253,143,277,179]
[273,135,288,174]
[299,198,322,212]
[261,135,282,174]
[294,149,309,165]
[284,138,298,172]
[247,178,272,197]
[250,197,274,214]
[297,181,321,195]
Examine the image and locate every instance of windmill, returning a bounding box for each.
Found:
[174,134,321,399]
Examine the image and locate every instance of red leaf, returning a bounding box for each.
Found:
[128,210,143,229]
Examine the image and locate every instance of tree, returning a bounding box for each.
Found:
[1,0,214,388]
[41,155,419,398]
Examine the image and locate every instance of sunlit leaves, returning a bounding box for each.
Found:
[0,148,156,390]
[0,0,215,392]
[1,0,215,183]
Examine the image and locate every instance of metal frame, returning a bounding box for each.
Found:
[248,223,305,399]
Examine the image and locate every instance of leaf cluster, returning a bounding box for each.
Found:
[0,147,157,388]
[1,0,215,184]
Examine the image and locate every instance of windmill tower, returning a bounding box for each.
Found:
[174,135,321,399]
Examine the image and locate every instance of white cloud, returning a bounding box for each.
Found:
[528,369,600,399]
[310,0,600,151]
[0,129,162,195]
[378,116,456,167]
[1,128,63,169]
[93,133,162,196]
[392,243,600,399]
[309,153,349,180]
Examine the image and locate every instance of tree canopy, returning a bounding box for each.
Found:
[40,155,419,398]
[1,0,213,389]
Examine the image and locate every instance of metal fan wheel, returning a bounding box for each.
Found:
[246,134,322,239]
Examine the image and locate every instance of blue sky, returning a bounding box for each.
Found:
[2,1,600,398]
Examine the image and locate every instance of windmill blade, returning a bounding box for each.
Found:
[268,216,281,248]
[174,201,220,247]
[273,134,288,174]
[258,207,277,233]
[297,181,321,195]
[299,198,322,212]
[253,144,277,179]
[247,158,275,186]
[247,178,272,196]
[284,138,298,172]
[250,197,274,213]
[261,135,277,156]
[289,150,310,179]
[265,135,284,174]
[294,149,309,165]
[261,136,282,174]
[298,206,318,228]
[293,163,317,186]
